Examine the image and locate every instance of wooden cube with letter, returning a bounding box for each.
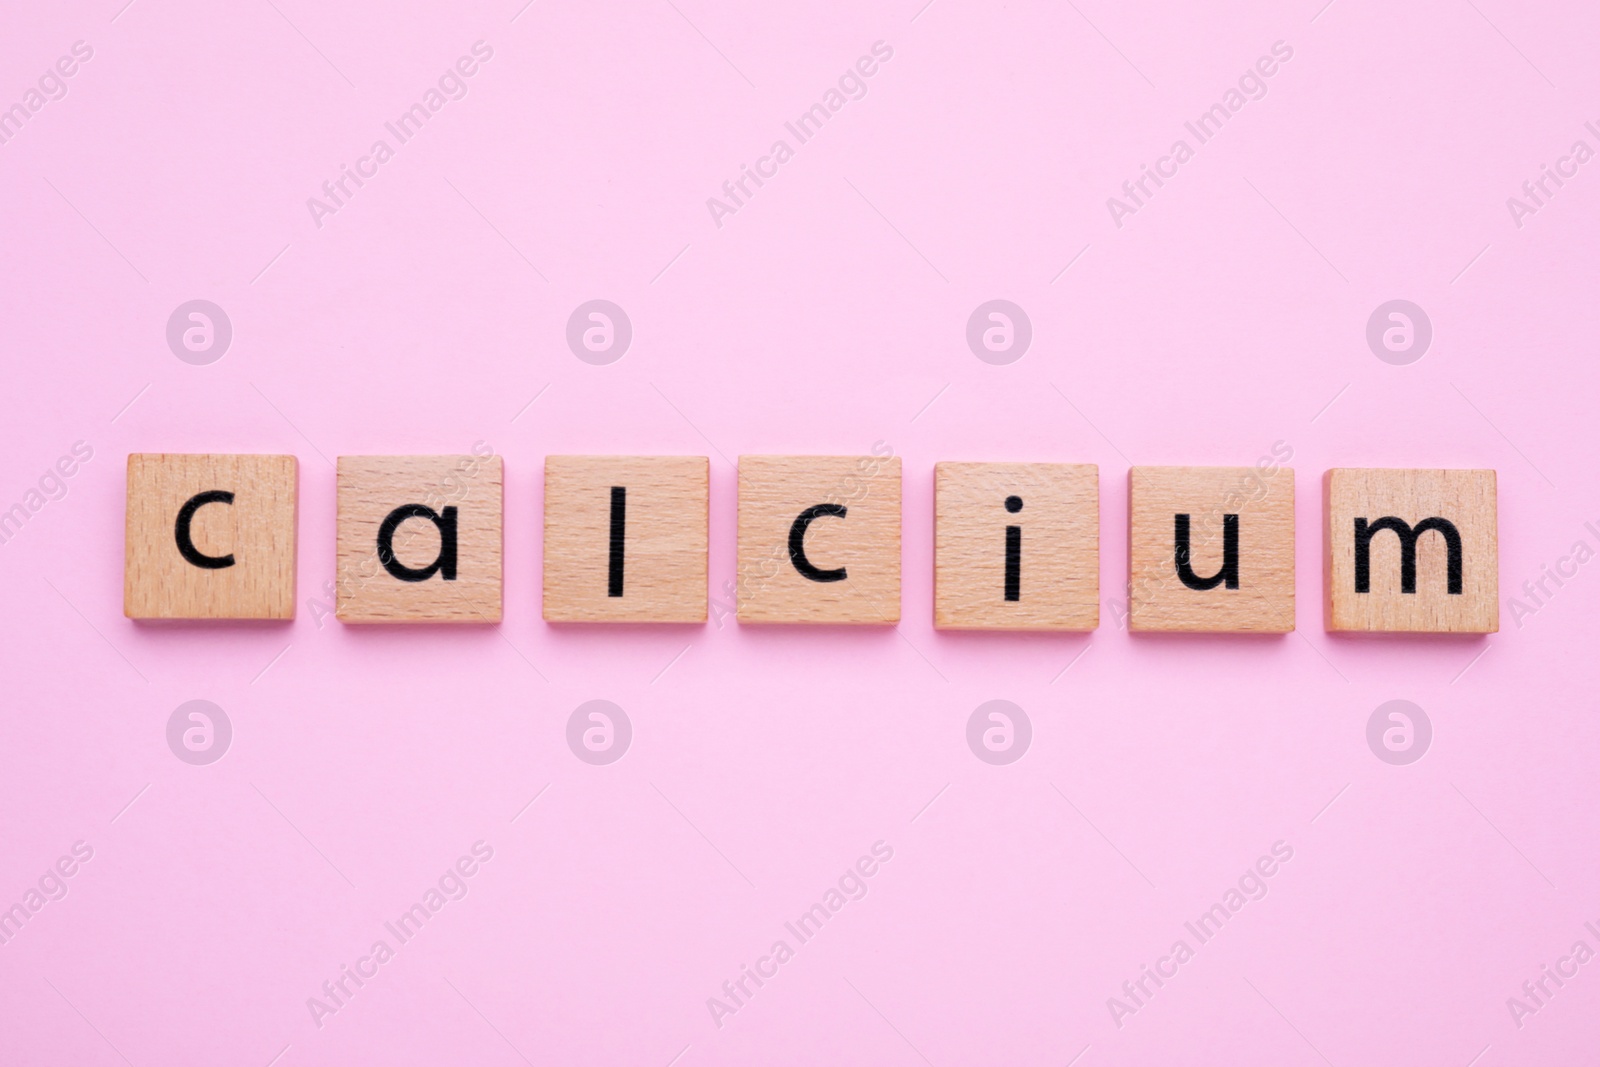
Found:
[736,454,901,624]
[1325,468,1497,633]
[934,461,1098,630]
[336,454,503,623]
[1128,464,1295,633]
[543,455,708,622]
[124,453,298,620]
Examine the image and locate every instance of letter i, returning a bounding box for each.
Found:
[1004,496,1023,602]
[608,486,626,597]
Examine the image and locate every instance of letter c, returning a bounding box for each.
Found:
[788,504,847,582]
[174,490,236,569]
[755,154,778,178]
[1557,955,1579,978]
[1155,155,1178,178]
[1155,955,1178,978]
[355,955,379,978]
[1556,554,1579,578]
[755,955,778,978]
[1557,155,1579,178]
[356,155,379,178]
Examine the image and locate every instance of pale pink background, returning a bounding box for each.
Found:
[2,0,1598,1063]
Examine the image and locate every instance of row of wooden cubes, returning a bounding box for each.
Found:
[124,453,1498,633]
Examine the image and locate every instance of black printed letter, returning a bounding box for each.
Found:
[1174,513,1238,590]
[1354,516,1462,594]
[377,504,458,582]
[174,490,236,569]
[789,504,847,583]
[1004,495,1023,601]
[608,486,626,597]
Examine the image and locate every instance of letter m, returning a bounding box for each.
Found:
[795,103,830,138]
[395,903,431,936]
[1194,103,1230,137]
[0,503,29,543]
[1354,516,1463,594]
[1195,903,1230,937]
[0,104,30,141]
[0,902,30,939]
[794,903,831,938]
[395,103,430,137]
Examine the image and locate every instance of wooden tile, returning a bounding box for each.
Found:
[736,454,901,624]
[934,462,1098,630]
[1325,468,1498,633]
[125,453,298,620]
[1129,465,1295,633]
[543,455,708,623]
[336,454,503,624]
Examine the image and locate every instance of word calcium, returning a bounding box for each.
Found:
[123,447,1499,634]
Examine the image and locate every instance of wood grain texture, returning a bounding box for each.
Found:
[336,454,503,624]
[124,453,298,620]
[934,462,1098,631]
[543,455,708,623]
[1325,467,1498,633]
[1129,465,1295,633]
[736,454,901,624]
